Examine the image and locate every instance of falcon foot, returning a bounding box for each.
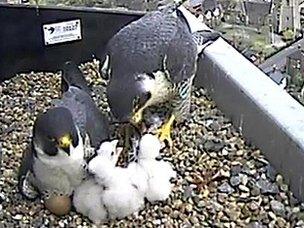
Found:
[156,114,175,151]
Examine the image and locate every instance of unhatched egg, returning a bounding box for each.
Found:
[44,195,72,216]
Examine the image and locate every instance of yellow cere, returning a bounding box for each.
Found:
[59,134,72,149]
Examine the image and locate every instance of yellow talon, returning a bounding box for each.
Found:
[156,115,175,151]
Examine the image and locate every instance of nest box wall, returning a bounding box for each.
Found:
[0,4,143,81]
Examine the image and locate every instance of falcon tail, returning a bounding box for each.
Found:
[61,61,91,95]
[192,30,221,55]
[18,144,39,200]
[176,5,221,54]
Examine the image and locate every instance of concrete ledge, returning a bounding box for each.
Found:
[181,5,304,200]
[196,38,304,201]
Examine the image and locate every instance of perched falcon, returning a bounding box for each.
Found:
[102,2,220,148]
[18,61,109,201]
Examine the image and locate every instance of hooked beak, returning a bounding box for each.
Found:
[58,134,72,155]
[131,92,152,125]
[131,109,143,125]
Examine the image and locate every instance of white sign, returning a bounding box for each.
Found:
[43,19,82,45]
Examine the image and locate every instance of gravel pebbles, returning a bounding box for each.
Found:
[1,61,304,227]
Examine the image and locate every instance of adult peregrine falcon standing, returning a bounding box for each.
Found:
[102,3,220,148]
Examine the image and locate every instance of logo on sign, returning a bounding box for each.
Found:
[47,27,55,34]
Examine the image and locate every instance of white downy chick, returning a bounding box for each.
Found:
[73,179,107,224]
[138,134,176,202]
[89,140,145,220]
[126,160,149,198]
[73,140,120,224]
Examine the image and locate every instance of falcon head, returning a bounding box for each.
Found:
[106,55,170,125]
[33,107,79,157]
[107,73,154,124]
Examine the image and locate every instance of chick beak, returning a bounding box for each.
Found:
[58,134,72,155]
[155,155,162,161]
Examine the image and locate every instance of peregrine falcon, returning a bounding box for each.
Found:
[102,3,220,149]
[18,61,109,200]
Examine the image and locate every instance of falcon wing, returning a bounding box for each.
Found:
[55,87,109,148]
[107,9,197,82]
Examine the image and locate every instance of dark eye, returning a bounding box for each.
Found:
[111,151,114,156]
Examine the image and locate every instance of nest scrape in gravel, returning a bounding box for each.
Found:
[1,61,304,227]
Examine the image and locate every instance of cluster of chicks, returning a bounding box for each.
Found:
[17,61,176,224]
[74,134,176,224]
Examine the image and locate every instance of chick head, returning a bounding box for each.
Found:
[97,139,123,164]
[89,140,123,174]
[138,134,162,160]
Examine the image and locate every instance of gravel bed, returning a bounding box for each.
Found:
[1,61,304,227]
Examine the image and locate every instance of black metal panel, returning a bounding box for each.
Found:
[0,4,143,81]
